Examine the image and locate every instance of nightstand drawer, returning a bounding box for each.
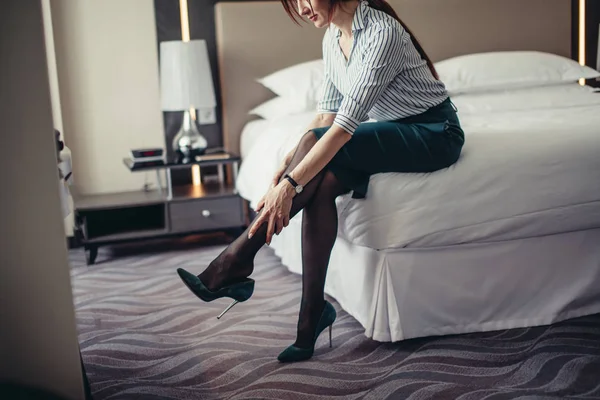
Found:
[169,197,244,233]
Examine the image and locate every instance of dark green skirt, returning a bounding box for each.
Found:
[311,97,465,199]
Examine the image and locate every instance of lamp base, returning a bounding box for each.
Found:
[172,110,208,164]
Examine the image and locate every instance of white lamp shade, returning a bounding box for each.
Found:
[159,40,217,111]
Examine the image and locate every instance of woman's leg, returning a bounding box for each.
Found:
[295,170,349,348]
[199,131,330,290]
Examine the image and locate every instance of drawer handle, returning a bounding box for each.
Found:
[202,210,211,218]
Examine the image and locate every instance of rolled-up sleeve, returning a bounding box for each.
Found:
[317,30,343,115]
[334,25,405,134]
[317,75,343,114]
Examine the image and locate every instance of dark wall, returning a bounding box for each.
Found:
[585,0,600,74]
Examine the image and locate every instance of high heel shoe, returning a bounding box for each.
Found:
[176,268,255,319]
[277,301,337,363]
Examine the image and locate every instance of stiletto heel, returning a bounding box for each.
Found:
[217,299,239,319]
[277,301,337,363]
[329,325,332,348]
[176,268,254,317]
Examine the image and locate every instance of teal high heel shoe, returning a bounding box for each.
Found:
[176,268,255,319]
[277,301,337,363]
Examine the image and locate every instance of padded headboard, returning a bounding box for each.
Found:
[215,0,572,155]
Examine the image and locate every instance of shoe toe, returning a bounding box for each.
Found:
[277,347,293,363]
[277,346,312,363]
[177,268,199,286]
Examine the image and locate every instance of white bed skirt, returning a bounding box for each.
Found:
[270,216,600,342]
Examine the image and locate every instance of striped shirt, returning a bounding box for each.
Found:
[317,0,448,134]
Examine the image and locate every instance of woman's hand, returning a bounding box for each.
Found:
[249,180,295,245]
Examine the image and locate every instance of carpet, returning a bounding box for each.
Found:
[70,239,600,400]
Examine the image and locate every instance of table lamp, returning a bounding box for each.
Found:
[159,40,216,163]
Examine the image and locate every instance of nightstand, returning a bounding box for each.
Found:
[73,153,247,265]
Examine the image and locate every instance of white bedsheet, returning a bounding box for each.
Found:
[271,210,600,342]
[237,84,600,250]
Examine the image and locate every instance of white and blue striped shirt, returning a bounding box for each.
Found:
[318,0,448,134]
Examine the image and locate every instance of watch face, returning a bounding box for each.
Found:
[296,185,303,194]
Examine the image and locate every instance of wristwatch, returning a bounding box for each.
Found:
[284,174,303,195]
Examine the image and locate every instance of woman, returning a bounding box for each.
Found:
[177,0,464,363]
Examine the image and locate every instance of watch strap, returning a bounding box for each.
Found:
[284,174,299,188]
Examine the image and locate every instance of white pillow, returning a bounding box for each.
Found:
[249,96,309,120]
[451,83,600,115]
[436,51,600,95]
[257,59,324,109]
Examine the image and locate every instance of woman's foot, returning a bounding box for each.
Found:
[177,268,255,305]
[198,250,254,292]
[294,298,327,348]
[278,300,336,363]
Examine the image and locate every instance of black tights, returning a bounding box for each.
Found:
[199,131,350,347]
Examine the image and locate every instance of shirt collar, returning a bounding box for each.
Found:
[333,0,369,38]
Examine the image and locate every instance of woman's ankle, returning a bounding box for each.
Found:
[294,297,326,348]
[198,253,254,291]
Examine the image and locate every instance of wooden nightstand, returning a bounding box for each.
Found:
[73,153,247,265]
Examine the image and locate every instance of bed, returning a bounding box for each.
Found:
[215,0,600,342]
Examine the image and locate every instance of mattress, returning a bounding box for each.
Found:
[237,84,600,250]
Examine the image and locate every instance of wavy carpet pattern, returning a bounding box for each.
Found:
[70,241,600,400]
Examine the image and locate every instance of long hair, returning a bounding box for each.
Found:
[280,0,438,79]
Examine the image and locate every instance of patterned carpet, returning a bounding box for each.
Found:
[70,238,600,400]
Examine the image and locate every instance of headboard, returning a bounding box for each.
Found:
[215,0,571,156]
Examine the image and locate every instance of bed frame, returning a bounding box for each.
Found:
[215,0,571,156]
